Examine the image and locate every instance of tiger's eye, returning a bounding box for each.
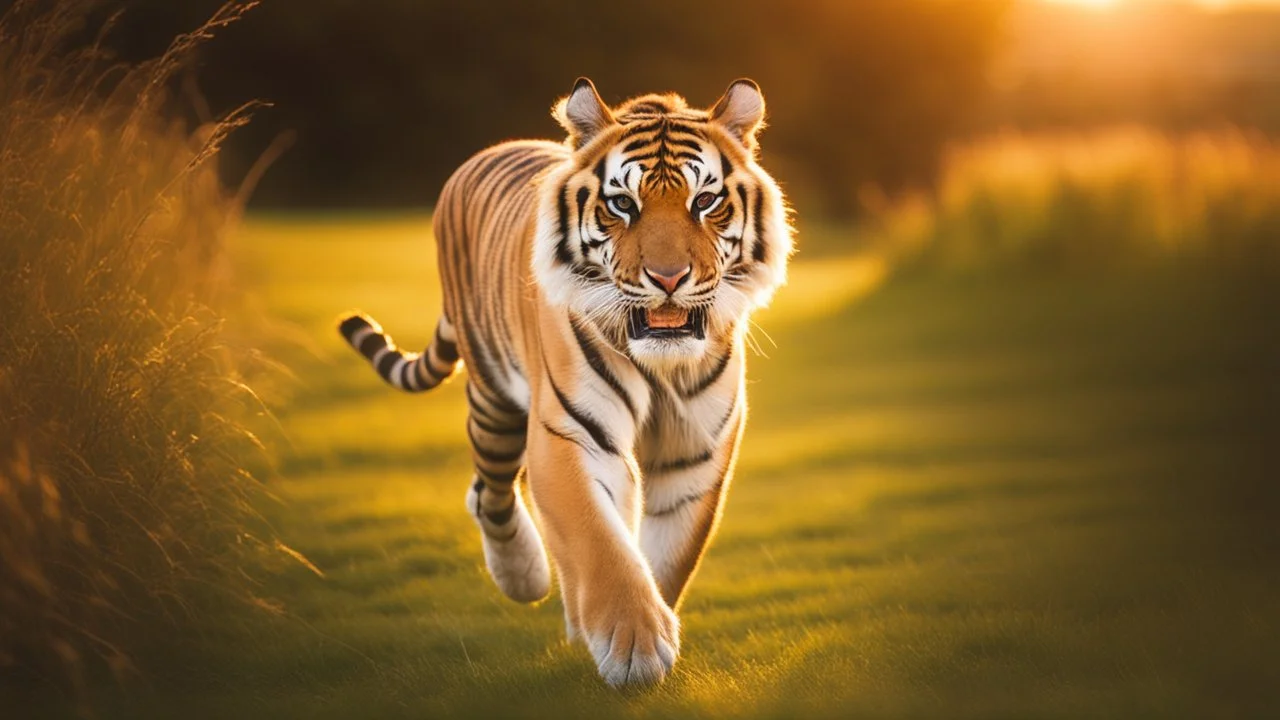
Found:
[613,196,634,211]
[695,192,716,210]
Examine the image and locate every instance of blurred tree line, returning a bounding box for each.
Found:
[98,0,1008,217]
[988,2,1280,134]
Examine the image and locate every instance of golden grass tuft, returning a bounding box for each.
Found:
[867,127,1280,272]
[0,0,289,692]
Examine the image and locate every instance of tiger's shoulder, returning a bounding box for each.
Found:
[444,139,571,199]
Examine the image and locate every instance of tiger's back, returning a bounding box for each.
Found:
[433,139,569,414]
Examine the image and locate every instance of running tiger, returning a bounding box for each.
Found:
[339,78,792,687]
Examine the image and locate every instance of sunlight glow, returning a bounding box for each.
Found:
[1042,0,1280,7]
[1049,0,1121,8]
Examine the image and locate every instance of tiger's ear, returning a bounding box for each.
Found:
[554,77,615,149]
[710,79,766,149]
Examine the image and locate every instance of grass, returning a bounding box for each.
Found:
[862,128,1280,273]
[10,212,1274,718]
[0,0,283,695]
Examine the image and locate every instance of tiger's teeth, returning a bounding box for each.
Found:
[646,307,689,329]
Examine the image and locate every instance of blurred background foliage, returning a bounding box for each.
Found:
[90,0,1280,221]
[98,0,1006,216]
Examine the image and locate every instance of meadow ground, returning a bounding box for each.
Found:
[15,215,1280,718]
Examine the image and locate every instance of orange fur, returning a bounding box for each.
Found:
[339,78,792,687]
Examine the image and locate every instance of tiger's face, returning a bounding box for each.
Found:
[534,78,792,369]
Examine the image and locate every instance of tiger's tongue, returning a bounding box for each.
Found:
[646,307,689,329]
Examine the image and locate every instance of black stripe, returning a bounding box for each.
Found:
[620,118,663,139]
[540,418,588,451]
[424,350,450,377]
[492,154,548,200]
[466,384,510,426]
[649,426,737,519]
[623,137,655,153]
[713,398,739,438]
[484,505,515,526]
[492,161,548,209]
[666,121,702,135]
[593,156,608,190]
[416,357,441,387]
[585,219,610,248]
[629,100,671,113]
[648,488,712,517]
[478,480,513,496]
[575,186,591,253]
[471,413,528,437]
[670,137,702,152]
[721,153,734,182]
[339,314,370,341]
[399,358,416,389]
[683,352,732,398]
[594,478,615,504]
[569,316,635,418]
[555,184,574,265]
[478,467,520,485]
[462,321,522,412]
[625,151,662,164]
[435,329,459,364]
[468,421,525,464]
[649,449,714,474]
[470,149,514,185]
[548,373,618,455]
[474,150,529,220]
[358,332,386,359]
[636,359,663,401]
[376,351,400,377]
[752,188,767,263]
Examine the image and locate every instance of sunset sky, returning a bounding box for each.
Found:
[1044,0,1280,8]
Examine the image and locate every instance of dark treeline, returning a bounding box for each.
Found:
[97,0,1007,216]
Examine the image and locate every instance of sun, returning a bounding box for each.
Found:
[1045,0,1123,8]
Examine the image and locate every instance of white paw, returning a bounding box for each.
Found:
[584,602,680,688]
[466,482,551,603]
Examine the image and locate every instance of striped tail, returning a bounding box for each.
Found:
[337,313,461,393]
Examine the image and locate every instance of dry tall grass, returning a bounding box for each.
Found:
[0,0,285,692]
[868,128,1280,272]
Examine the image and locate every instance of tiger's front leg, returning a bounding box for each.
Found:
[639,351,746,608]
[527,415,679,687]
[641,399,745,608]
[526,330,677,687]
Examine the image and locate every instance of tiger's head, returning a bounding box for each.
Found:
[534,78,792,369]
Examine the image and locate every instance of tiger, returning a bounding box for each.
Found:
[338,78,792,687]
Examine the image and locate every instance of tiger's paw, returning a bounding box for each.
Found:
[466,482,551,604]
[582,592,680,688]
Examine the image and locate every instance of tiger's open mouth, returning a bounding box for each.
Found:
[628,305,707,341]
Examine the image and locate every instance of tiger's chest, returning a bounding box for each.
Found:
[635,367,739,477]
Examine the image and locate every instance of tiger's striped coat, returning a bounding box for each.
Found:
[340,78,791,687]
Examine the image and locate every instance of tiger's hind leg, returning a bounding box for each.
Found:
[463,382,551,603]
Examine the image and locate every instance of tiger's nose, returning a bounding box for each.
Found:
[644,265,692,295]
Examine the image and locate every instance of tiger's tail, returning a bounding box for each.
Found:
[337,312,461,392]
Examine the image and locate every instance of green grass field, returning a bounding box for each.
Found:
[22,215,1280,718]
